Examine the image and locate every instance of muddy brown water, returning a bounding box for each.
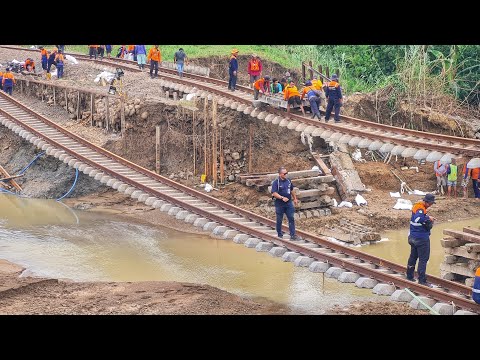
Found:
[0,194,387,314]
[360,218,480,276]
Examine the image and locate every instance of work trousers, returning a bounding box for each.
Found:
[309,96,321,116]
[4,85,13,95]
[150,60,159,77]
[473,179,480,198]
[325,100,341,121]
[228,72,237,90]
[275,200,296,238]
[89,47,97,59]
[406,236,430,284]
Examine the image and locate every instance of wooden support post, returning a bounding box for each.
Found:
[156,126,161,174]
[249,123,253,173]
[0,165,22,192]
[76,91,81,120]
[219,128,224,184]
[326,66,330,79]
[193,110,196,176]
[308,60,313,80]
[90,93,94,126]
[20,80,23,94]
[104,96,110,131]
[212,98,217,187]
[120,98,125,137]
[53,86,56,105]
[65,89,68,111]
[302,63,306,82]
[336,69,340,78]
[318,65,323,77]
[204,98,208,180]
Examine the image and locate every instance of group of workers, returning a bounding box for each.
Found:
[434,158,480,199]
[229,49,343,121]
[38,46,65,79]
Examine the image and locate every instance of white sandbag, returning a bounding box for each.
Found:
[390,192,401,198]
[94,71,115,83]
[332,198,338,207]
[411,189,426,196]
[50,69,57,77]
[393,198,412,210]
[65,55,78,64]
[338,201,353,208]
[311,165,320,172]
[186,93,196,101]
[351,148,364,162]
[204,183,213,192]
[355,194,368,206]
[467,158,480,168]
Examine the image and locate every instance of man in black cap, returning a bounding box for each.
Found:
[324,73,343,123]
[406,193,436,287]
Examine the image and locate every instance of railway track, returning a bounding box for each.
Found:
[3,45,479,158]
[1,91,479,314]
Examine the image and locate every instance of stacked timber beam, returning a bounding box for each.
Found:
[239,169,336,217]
[440,226,480,287]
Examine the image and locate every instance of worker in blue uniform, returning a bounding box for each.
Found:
[324,73,343,123]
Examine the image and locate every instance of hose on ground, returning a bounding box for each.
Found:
[56,168,79,201]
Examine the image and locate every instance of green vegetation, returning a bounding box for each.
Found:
[35,45,480,106]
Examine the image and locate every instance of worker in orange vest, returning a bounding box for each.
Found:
[2,68,16,95]
[324,74,343,123]
[284,80,305,116]
[473,267,480,304]
[24,58,36,72]
[471,166,480,199]
[247,54,262,88]
[0,69,3,91]
[55,51,65,79]
[253,75,271,100]
[88,45,99,59]
[39,46,49,71]
[147,45,162,79]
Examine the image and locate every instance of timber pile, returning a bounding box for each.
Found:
[239,169,336,216]
[317,218,381,245]
[440,226,480,287]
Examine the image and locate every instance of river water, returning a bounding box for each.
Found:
[0,194,384,314]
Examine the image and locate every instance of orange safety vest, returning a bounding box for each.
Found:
[40,49,48,58]
[148,47,161,62]
[88,45,99,48]
[55,54,65,63]
[250,60,260,72]
[2,72,15,85]
[284,85,300,100]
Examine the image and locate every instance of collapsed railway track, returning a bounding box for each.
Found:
[3,45,480,159]
[1,91,479,314]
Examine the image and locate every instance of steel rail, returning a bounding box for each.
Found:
[1,91,478,313]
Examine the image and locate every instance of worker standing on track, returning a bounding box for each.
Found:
[284,80,305,116]
[39,46,48,71]
[147,45,162,79]
[247,54,262,88]
[0,69,3,91]
[174,48,188,78]
[406,193,436,287]
[473,267,480,304]
[88,45,98,59]
[301,80,322,119]
[105,45,112,59]
[117,45,127,59]
[228,49,239,92]
[136,45,147,71]
[2,68,15,95]
[55,50,65,79]
[98,45,105,60]
[324,73,342,123]
[271,166,299,240]
[253,75,271,100]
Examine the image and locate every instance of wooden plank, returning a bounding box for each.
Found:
[0,174,24,182]
[466,243,480,253]
[445,245,480,260]
[249,175,335,188]
[104,96,110,131]
[90,93,94,126]
[463,227,480,237]
[76,91,81,120]
[439,263,475,278]
[0,165,22,192]
[310,151,331,175]
[156,126,160,174]
[440,237,468,248]
[120,98,125,137]
[443,229,480,244]
[293,187,335,198]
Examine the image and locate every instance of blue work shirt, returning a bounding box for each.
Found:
[271,178,294,202]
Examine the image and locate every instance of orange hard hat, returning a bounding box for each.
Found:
[231,48,239,54]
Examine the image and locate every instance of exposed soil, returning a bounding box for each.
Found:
[0,260,292,315]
